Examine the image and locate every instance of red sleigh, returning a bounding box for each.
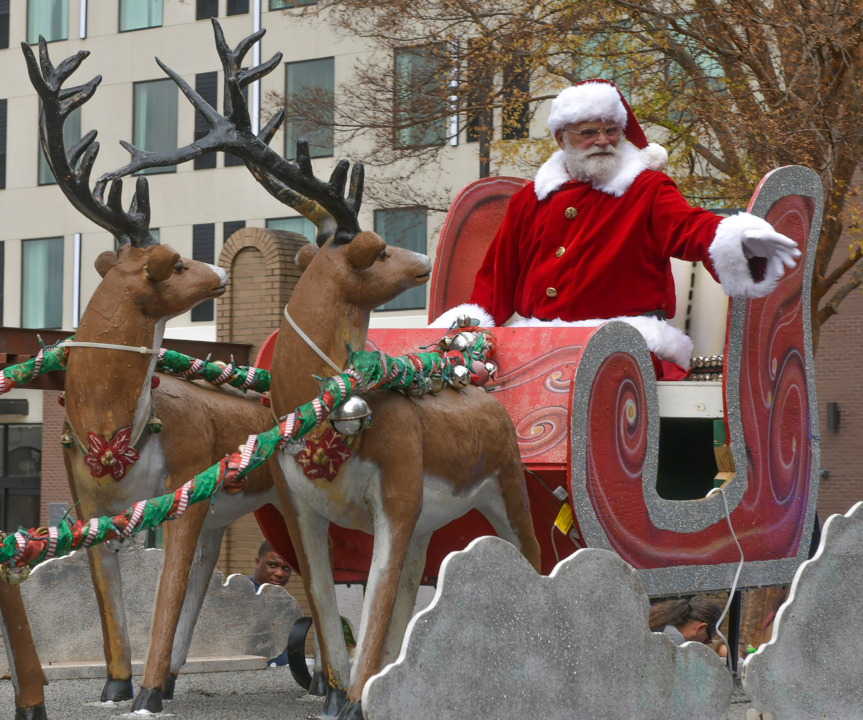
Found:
[256,165,822,597]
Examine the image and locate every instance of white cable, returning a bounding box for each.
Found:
[60,341,159,355]
[705,485,745,669]
[283,305,343,375]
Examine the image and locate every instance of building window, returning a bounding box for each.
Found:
[227,0,249,13]
[191,224,215,322]
[394,46,448,148]
[21,237,63,329]
[224,220,246,241]
[38,107,81,185]
[27,0,68,44]
[194,72,218,170]
[119,0,162,32]
[267,217,315,243]
[0,1,10,49]
[0,98,6,190]
[465,40,493,144]
[196,0,218,19]
[284,58,334,160]
[373,208,427,311]
[270,0,316,9]
[0,424,42,533]
[133,80,178,174]
[501,60,530,140]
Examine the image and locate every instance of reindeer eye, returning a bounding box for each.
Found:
[378,249,387,260]
[175,261,185,273]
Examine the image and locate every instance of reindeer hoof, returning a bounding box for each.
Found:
[337,700,364,720]
[309,670,328,697]
[163,673,177,700]
[131,687,163,714]
[15,704,47,720]
[322,687,347,717]
[100,676,132,702]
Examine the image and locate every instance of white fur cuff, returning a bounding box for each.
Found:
[428,303,495,329]
[709,213,783,298]
[507,315,693,367]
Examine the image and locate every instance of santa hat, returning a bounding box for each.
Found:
[547,79,667,170]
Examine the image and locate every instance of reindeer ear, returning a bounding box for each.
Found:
[144,245,181,283]
[347,232,386,271]
[296,243,318,271]
[95,251,119,278]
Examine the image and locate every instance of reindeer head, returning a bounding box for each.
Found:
[297,232,431,312]
[94,244,227,320]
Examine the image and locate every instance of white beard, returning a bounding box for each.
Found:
[563,143,624,186]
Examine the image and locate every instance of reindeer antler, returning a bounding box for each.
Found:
[22,38,157,248]
[101,19,364,247]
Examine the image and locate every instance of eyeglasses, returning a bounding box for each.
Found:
[563,125,623,140]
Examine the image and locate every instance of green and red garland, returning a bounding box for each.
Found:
[0,325,496,573]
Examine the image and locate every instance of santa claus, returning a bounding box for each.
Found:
[431,80,800,374]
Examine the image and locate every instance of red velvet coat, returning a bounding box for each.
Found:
[469,169,724,326]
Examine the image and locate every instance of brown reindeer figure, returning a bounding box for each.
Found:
[22,39,278,713]
[62,20,540,718]
[0,579,48,720]
[265,157,542,720]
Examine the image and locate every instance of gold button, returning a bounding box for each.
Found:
[555,246,565,258]
[546,287,558,298]
[565,207,578,219]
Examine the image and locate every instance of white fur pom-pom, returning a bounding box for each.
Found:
[641,143,668,172]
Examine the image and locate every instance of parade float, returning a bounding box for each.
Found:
[0,20,823,720]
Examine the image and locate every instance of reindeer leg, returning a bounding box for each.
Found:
[85,544,133,702]
[481,468,542,573]
[273,478,350,716]
[297,506,351,716]
[0,581,48,720]
[132,501,209,713]
[340,507,421,720]
[163,525,226,700]
[379,532,431,667]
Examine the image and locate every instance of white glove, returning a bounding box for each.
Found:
[742,228,801,279]
[428,303,495,328]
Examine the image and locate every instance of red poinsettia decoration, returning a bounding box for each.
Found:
[83,427,140,481]
[295,428,353,482]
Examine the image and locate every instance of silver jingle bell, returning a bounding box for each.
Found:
[404,379,426,397]
[438,335,453,351]
[0,564,30,585]
[451,332,476,352]
[456,314,472,328]
[329,396,372,436]
[429,374,445,393]
[484,362,497,380]
[450,364,471,388]
[459,331,478,348]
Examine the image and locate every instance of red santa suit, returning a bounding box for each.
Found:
[431,80,798,371]
[470,144,724,326]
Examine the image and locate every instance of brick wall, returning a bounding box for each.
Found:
[217,227,307,360]
[814,287,863,520]
[215,227,308,590]
[39,390,73,525]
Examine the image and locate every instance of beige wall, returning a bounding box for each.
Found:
[0,0,512,335]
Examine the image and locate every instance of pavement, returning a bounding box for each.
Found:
[0,665,768,720]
